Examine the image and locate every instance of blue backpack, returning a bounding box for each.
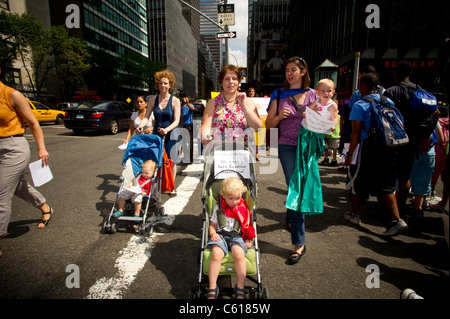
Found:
[363,95,409,147]
[400,83,438,143]
[409,86,438,112]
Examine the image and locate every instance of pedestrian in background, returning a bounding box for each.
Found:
[181,95,194,163]
[430,102,449,212]
[246,87,260,160]
[344,73,408,236]
[265,57,318,264]
[384,61,437,215]
[123,95,153,145]
[137,69,181,185]
[0,70,54,257]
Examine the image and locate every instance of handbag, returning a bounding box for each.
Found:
[161,147,174,193]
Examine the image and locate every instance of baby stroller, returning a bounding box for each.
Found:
[191,140,268,299]
[103,134,164,235]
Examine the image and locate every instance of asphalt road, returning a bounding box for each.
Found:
[1,122,448,312]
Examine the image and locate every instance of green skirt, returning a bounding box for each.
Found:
[285,126,326,214]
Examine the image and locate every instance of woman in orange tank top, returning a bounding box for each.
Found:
[0,71,54,257]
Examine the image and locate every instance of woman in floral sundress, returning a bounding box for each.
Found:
[201,65,262,145]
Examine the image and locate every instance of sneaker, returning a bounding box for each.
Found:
[329,160,337,166]
[382,219,408,236]
[320,158,329,165]
[337,166,348,174]
[344,212,361,225]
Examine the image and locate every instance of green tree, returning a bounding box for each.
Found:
[118,52,166,92]
[0,11,42,85]
[0,11,90,98]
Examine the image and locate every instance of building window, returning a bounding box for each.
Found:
[5,69,21,85]
[0,0,9,10]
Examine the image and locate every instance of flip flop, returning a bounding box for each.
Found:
[38,207,54,229]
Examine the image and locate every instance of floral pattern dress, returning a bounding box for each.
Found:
[211,92,248,142]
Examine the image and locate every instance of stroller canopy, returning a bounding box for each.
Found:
[122,134,163,175]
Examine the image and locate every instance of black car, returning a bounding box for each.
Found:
[192,102,205,117]
[64,100,134,135]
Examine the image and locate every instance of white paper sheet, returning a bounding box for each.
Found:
[125,186,142,194]
[28,160,53,187]
[302,107,336,135]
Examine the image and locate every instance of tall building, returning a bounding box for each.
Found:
[48,0,151,99]
[289,0,450,101]
[50,0,150,59]
[247,0,291,95]
[1,0,53,91]
[200,0,223,82]
[148,0,198,97]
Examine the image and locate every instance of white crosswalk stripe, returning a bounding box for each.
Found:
[86,162,204,299]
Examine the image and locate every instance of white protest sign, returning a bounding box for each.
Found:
[214,150,250,179]
[249,97,270,116]
[302,107,336,135]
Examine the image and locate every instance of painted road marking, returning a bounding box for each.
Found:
[86,162,204,299]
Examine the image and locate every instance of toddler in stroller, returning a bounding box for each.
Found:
[206,177,255,299]
[103,134,164,235]
[192,140,267,299]
[114,159,156,218]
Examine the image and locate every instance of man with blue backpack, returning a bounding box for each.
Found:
[345,73,408,236]
[384,61,439,217]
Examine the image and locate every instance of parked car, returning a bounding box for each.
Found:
[54,102,79,110]
[28,100,65,124]
[64,100,134,135]
[192,100,206,117]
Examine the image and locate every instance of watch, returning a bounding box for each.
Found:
[346,152,353,157]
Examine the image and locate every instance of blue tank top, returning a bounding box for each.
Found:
[153,95,174,138]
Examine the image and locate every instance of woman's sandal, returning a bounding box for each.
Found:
[38,207,54,229]
[287,245,306,265]
[234,285,246,299]
[205,287,219,299]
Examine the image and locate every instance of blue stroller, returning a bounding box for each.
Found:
[103,134,164,235]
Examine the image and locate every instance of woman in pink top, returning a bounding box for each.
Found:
[201,65,262,145]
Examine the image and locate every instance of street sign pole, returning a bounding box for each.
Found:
[177,0,226,32]
[225,0,228,65]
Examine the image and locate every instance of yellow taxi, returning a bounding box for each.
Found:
[28,100,65,124]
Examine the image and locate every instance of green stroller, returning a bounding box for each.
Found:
[191,140,268,299]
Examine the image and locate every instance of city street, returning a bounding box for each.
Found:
[0,123,448,308]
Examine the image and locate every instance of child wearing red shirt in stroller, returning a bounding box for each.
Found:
[206,177,256,299]
[114,160,156,218]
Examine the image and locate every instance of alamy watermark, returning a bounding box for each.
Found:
[65,4,80,29]
[365,264,380,289]
[65,264,80,288]
[366,4,380,29]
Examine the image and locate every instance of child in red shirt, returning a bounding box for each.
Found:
[115,160,156,217]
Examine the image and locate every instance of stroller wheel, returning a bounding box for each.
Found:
[156,204,165,216]
[109,221,117,234]
[190,287,201,299]
[259,288,269,299]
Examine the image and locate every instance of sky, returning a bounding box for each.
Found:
[225,0,248,67]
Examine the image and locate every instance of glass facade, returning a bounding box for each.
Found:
[200,0,222,72]
[148,0,198,96]
[83,0,149,57]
